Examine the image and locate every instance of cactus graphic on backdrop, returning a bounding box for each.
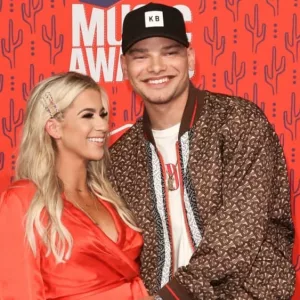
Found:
[245,5,266,54]
[225,0,241,22]
[123,91,143,122]
[21,0,43,34]
[224,51,246,96]
[295,255,300,272]
[198,75,206,90]
[283,93,300,141]
[252,83,265,112]
[42,16,64,64]
[0,152,4,171]
[244,83,265,112]
[1,20,23,69]
[290,168,300,216]
[2,99,24,148]
[278,133,285,147]
[0,74,3,93]
[204,17,226,66]
[264,47,286,95]
[22,64,45,101]
[199,0,206,14]
[266,0,279,16]
[285,14,300,63]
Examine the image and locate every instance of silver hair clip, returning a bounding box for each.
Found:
[41,92,59,118]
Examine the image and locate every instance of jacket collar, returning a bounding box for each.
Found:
[142,82,206,145]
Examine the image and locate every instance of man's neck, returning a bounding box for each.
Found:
[144,96,187,130]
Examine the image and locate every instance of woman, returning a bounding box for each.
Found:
[0,72,148,299]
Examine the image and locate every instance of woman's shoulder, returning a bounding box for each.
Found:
[0,179,37,209]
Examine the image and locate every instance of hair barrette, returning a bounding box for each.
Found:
[41,92,59,118]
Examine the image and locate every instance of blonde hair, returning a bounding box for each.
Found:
[16,71,139,263]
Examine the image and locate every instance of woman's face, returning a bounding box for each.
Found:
[55,88,109,163]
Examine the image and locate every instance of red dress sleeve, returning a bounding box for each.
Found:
[0,182,45,299]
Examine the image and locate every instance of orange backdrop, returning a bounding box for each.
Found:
[0,0,299,296]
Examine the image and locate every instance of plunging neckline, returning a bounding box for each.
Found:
[62,193,123,245]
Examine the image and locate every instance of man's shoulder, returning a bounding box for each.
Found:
[110,119,144,157]
[204,90,268,124]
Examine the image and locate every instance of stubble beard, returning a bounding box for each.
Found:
[140,86,183,106]
[144,94,174,105]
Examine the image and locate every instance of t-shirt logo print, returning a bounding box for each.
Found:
[166,163,179,191]
[145,11,164,28]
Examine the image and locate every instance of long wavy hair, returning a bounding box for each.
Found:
[16,71,139,263]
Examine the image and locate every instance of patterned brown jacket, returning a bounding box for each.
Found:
[108,84,295,299]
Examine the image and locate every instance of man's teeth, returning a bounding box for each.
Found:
[148,78,169,84]
[88,138,104,143]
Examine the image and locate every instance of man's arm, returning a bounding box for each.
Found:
[157,112,295,299]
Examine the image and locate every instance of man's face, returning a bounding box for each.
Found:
[121,37,195,106]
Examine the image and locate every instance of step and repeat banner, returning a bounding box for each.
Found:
[0,0,299,293]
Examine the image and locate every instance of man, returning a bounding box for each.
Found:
[108,2,295,299]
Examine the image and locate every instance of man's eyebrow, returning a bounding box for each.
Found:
[126,48,148,55]
[127,44,183,55]
[162,44,183,50]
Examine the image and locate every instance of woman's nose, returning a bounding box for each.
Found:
[95,116,108,132]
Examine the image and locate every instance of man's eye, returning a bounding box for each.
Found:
[133,55,146,60]
[166,51,177,56]
[82,113,94,118]
[100,111,108,118]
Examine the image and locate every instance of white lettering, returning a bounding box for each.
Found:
[72,4,104,46]
[115,49,124,81]
[174,5,192,42]
[87,47,116,82]
[107,5,131,45]
[69,48,87,74]
[69,47,123,82]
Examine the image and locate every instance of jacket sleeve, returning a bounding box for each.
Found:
[157,112,295,299]
[0,189,45,299]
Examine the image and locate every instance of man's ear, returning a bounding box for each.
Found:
[121,54,129,80]
[45,119,62,140]
[187,47,195,71]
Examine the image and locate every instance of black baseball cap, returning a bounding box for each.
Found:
[121,2,189,54]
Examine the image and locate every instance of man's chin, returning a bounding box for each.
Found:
[142,92,174,104]
[145,97,173,105]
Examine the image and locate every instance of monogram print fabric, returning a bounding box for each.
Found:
[108,87,295,299]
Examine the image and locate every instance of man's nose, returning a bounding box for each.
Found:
[147,56,167,73]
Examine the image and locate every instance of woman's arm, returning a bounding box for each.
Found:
[0,187,46,299]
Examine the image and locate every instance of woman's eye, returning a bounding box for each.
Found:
[100,111,108,118]
[82,113,94,119]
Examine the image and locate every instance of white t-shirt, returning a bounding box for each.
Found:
[152,123,194,272]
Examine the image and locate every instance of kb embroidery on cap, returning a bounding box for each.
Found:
[145,11,164,28]
[41,92,59,118]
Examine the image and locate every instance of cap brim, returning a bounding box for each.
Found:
[123,33,189,54]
